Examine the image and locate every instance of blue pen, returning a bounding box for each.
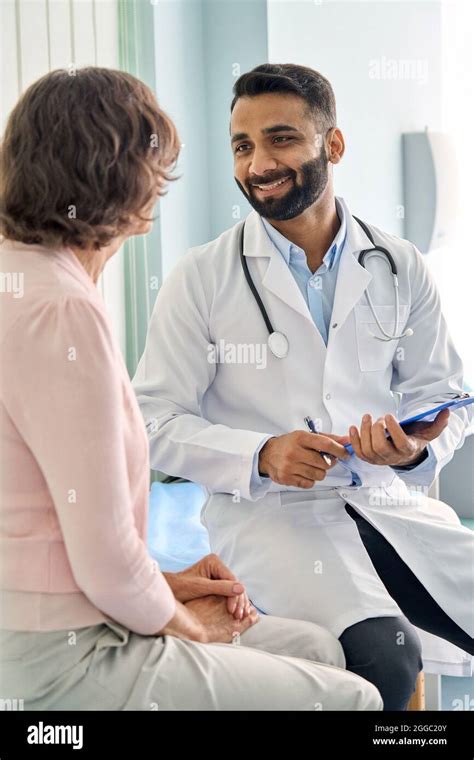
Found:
[303,416,333,466]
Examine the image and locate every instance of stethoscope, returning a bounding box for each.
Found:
[239,215,414,359]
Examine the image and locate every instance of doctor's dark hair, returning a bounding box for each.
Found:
[0,67,180,249]
[231,63,337,131]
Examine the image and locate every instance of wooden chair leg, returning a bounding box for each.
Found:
[408,672,425,711]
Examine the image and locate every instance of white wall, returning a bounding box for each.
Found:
[0,0,126,354]
[267,0,442,235]
[431,0,474,388]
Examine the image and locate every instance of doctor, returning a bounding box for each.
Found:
[134,63,473,710]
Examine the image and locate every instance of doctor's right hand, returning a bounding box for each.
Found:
[258,431,350,489]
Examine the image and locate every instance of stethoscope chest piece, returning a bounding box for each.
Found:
[268,331,289,359]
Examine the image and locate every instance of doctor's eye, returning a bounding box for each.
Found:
[234,143,251,154]
[272,136,295,144]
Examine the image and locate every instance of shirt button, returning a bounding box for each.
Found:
[309,279,318,288]
[325,393,331,400]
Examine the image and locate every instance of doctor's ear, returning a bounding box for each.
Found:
[326,127,345,164]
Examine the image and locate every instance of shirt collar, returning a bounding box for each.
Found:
[261,196,347,272]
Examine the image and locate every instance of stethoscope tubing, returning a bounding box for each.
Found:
[239,214,408,354]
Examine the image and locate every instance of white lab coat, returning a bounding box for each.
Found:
[133,197,473,675]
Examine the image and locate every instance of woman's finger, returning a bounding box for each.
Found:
[227,595,238,616]
[194,578,245,599]
[235,610,259,636]
[236,593,246,620]
[205,553,237,581]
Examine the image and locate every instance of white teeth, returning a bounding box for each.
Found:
[256,177,289,190]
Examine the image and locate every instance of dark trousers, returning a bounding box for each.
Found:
[339,504,474,711]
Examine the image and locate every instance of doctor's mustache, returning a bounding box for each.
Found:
[234,154,329,221]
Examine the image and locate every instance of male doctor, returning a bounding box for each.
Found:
[133,64,473,710]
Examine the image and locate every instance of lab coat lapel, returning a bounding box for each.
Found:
[242,211,314,325]
[330,204,374,333]
[243,205,375,333]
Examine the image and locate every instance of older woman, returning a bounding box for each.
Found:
[0,67,381,710]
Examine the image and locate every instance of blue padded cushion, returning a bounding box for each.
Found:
[147,481,210,572]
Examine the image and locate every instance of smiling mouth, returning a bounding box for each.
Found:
[251,176,292,195]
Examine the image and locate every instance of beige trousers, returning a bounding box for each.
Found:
[0,614,382,711]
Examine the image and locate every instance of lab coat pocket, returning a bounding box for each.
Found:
[355,304,409,372]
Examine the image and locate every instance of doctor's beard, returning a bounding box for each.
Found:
[235,152,329,222]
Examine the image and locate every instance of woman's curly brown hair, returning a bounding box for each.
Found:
[0,67,180,249]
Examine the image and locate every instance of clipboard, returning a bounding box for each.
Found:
[343,394,474,455]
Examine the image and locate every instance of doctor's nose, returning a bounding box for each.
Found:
[248,151,278,178]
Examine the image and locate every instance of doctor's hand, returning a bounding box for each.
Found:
[258,431,350,488]
[162,554,252,621]
[346,409,450,467]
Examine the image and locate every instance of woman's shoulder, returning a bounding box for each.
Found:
[1,292,115,360]
[0,239,99,301]
[0,289,123,417]
[0,241,111,349]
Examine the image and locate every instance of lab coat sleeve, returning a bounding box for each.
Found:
[1,296,176,635]
[390,244,472,487]
[250,435,274,492]
[133,252,273,501]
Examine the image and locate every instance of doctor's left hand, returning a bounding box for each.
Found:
[341,409,450,467]
[163,554,252,621]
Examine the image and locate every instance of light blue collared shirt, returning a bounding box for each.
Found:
[261,197,347,345]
